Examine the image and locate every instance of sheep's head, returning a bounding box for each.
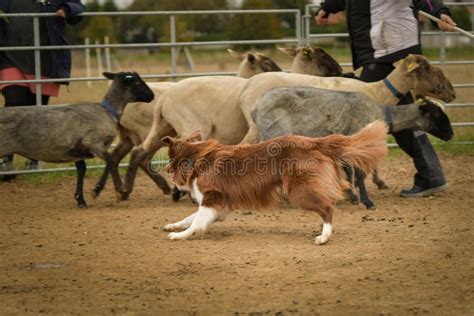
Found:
[228,49,282,78]
[393,54,456,103]
[103,71,154,103]
[279,45,343,77]
[416,97,453,141]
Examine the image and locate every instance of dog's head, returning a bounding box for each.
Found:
[162,131,203,187]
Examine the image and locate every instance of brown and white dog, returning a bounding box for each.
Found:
[162,121,388,245]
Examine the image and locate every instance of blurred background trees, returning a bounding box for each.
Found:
[71,0,471,50]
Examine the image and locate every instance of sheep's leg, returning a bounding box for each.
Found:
[355,168,376,210]
[239,123,260,144]
[74,160,87,208]
[239,107,260,144]
[107,138,134,195]
[91,152,113,198]
[119,143,162,201]
[139,159,171,194]
[343,164,360,204]
[372,168,389,189]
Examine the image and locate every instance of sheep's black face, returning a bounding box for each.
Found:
[419,103,454,141]
[104,71,155,103]
[122,72,154,103]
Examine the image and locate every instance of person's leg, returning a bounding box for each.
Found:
[360,63,447,197]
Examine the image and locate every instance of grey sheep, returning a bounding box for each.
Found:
[252,86,453,209]
[0,71,154,208]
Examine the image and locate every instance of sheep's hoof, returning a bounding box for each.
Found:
[349,196,360,205]
[376,182,389,190]
[91,188,102,199]
[77,202,88,209]
[364,203,376,210]
[117,191,130,201]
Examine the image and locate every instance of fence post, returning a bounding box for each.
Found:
[305,5,311,45]
[33,17,42,106]
[95,39,104,76]
[85,37,92,88]
[295,10,302,48]
[440,31,446,71]
[104,36,112,86]
[170,15,177,81]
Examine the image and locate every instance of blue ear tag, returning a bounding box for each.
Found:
[124,75,135,81]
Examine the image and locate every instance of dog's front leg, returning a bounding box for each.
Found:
[163,211,198,232]
[168,206,217,240]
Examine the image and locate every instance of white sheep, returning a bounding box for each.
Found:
[95,50,281,201]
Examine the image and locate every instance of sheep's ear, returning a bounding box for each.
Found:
[228,49,245,61]
[247,53,256,64]
[302,47,311,56]
[161,136,174,146]
[399,55,420,73]
[393,59,404,68]
[278,47,297,57]
[103,72,115,80]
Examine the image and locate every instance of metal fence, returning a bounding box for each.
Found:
[0,4,473,176]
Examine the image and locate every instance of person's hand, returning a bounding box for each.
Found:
[438,13,456,32]
[315,9,329,26]
[56,8,66,18]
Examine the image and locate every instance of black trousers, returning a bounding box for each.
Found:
[1,85,50,163]
[360,63,446,188]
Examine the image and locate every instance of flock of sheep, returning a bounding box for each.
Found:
[0,46,456,210]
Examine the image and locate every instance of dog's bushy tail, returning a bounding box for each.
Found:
[311,120,388,175]
[338,120,388,175]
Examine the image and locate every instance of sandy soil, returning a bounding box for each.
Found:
[1,153,473,315]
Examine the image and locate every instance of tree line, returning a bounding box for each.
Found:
[69,0,470,50]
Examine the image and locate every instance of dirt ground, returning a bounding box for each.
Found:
[1,153,473,315]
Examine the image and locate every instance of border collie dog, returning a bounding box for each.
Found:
[162,121,388,245]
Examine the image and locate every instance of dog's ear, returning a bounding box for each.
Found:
[161,136,174,146]
[186,130,202,142]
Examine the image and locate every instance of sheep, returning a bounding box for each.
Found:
[116,76,249,201]
[252,86,453,209]
[278,46,343,77]
[119,54,455,202]
[280,45,392,189]
[228,49,282,78]
[0,72,154,208]
[95,50,281,201]
[238,54,456,145]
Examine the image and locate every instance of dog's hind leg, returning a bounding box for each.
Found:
[163,211,197,232]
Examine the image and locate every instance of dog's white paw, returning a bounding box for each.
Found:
[163,223,182,232]
[315,235,329,245]
[168,231,191,240]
